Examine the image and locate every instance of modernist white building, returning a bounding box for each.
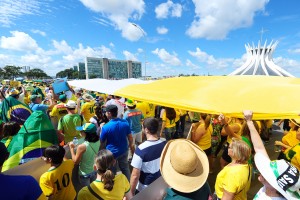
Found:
[229,40,294,77]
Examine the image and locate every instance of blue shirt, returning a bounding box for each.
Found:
[0,174,44,200]
[131,139,166,192]
[123,109,144,134]
[100,118,131,158]
[29,103,49,113]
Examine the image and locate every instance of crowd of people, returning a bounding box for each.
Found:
[0,82,300,200]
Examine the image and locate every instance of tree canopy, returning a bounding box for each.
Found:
[56,68,84,79]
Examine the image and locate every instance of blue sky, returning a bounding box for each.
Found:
[0,0,300,77]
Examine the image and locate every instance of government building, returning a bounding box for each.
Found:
[82,57,142,79]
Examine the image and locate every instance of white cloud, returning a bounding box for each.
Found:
[157,26,168,34]
[52,40,73,54]
[288,48,300,54]
[0,0,42,27]
[79,0,146,41]
[186,59,200,69]
[188,47,216,64]
[186,0,269,40]
[31,29,46,36]
[21,54,51,65]
[123,50,138,61]
[155,0,183,19]
[109,42,115,48]
[0,31,38,51]
[152,48,181,66]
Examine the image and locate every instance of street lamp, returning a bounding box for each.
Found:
[131,23,147,80]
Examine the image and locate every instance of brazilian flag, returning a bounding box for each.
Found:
[2,111,58,172]
[0,96,32,125]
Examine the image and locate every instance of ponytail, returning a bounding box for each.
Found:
[101,169,115,191]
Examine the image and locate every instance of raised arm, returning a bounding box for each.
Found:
[219,114,241,139]
[243,110,269,159]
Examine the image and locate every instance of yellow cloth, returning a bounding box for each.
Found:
[114,76,300,120]
[215,164,251,199]
[282,130,300,147]
[49,103,68,121]
[39,160,76,200]
[195,124,212,150]
[284,143,300,171]
[77,174,130,200]
[136,101,149,117]
[227,123,243,144]
[81,101,96,122]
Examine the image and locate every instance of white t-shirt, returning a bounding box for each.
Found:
[254,186,286,200]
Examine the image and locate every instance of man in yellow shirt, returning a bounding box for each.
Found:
[40,145,76,200]
[50,94,68,129]
[81,93,96,122]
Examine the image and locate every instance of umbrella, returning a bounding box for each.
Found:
[114,76,300,120]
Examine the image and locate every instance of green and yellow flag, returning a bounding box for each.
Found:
[2,111,58,172]
[0,96,32,125]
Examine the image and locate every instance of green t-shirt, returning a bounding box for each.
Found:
[58,114,85,143]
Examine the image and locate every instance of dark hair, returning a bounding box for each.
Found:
[106,105,118,117]
[85,132,99,143]
[165,107,176,121]
[3,122,21,138]
[43,145,65,165]
[143,118,159,134]
[95,105,109,125]
[200,113,211,130]
[0,143,9,166]
[95,150,115,191]
[66,107,76,111]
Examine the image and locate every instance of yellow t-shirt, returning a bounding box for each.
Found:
[284,143,300,171]
[39,160,76,200]
[146,103,156,118]
[227,123,243,144]
[195,124,212,150]
[77,174,130,200]
[282,130,300,147]
[215,164,251,199]
[81,101,96,122]
[136,102,150,117]
[162,112,177,128]
[50,103,68,121]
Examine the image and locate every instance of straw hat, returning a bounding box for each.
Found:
[82,93,94,101]
[255,153,300,200]
[290,119,300,127]
[160,139,209,193]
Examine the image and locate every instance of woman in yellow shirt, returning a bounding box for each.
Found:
[215,138,252,200]
[191,113,213,172]
[160,107,179,141]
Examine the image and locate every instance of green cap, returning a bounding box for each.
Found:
[76,123,97,134]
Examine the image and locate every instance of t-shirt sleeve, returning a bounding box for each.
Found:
[39,173,54,197]
[122,174,131,194]
[131,148,143,169]
[49,106,57,117]
[77,187,90,200]
[38,104,49,111]
[57,118,63,131]
[222,170,240,194]
[100,126,107,142]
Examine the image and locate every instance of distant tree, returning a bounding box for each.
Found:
[2,65,22,79]
[25,68,49,79]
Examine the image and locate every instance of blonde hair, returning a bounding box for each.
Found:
[95,150,115,191]
[230,138,251,163]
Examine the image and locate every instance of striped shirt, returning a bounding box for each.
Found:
[131,139,166,192]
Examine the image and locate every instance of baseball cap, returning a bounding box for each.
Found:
[65,100,76,108]
[104,105,118,113]
[76,123,97,134]
[125,99,136,107]
[59,94,67,101]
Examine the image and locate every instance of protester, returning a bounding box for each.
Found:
[0,142,46,199]
[211,115,223,167]
[244,110,300,199]
[0,121,21,147]
[123,99,144,146]
[160,139,211,199]
[105,95,125,118]
[191,113,213,173]
[130,117,166,195]
[57,100,85,144]
[40,145,76,199]
[69,123,100,188]
[160,107,179,141]
[89,101,109,135]
[100,105,134,181]
[32,84,45,100]
[29,94,55,114]
[214,137,252,199]
[77,149,132,200]
[50,94,68,128]
[81,93,96,122]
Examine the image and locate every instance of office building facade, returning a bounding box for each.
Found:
[84,57,142,79]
